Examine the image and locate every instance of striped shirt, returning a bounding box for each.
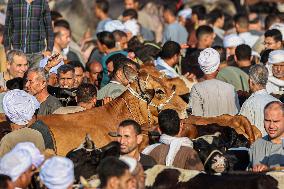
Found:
[4,0,54,54]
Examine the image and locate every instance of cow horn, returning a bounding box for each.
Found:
[123,65,138,83]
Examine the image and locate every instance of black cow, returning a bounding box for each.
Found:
[145,166,279,189]
[66,135,120,181]
[193,124,250,173]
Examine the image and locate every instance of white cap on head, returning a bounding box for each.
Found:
[123,19,140,36]
[12,142,44,168]
[3,89,40,126]
[119,156,137,173]
[178,8,192,19]
[223,33,244,48]
[270,23,284,41]
[198,48,220,74]
[40,156,74,189]
[268,50,284,64]
[0,149,32,181]
[104,20,126,33]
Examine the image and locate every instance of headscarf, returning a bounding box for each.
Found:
[12,142,44,168]
[40,156,74,189]
[0,149,32,181]
[223,33,244,48]
[178,8,192,19]
[198,48,220,74]
[3,89,40,126]
[123,19,140,36]
[104,20,126,32]
[268,50,284,64]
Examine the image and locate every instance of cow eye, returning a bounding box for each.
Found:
[155,88,165,94]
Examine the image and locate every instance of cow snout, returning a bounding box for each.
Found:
[211,154,227,173]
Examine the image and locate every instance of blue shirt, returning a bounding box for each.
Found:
[162,21,188,44]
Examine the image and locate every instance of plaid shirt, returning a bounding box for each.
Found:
[4,0,54,54]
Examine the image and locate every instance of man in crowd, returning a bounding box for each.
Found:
[162,3,188,44]
[117,119,156,170]
[87,60,103,89]
[266,50,284,94]
[142,109,204,170]
[53,20,71,59]
[264,29,283,50]
[0,89,45,156]
[69,61,86,88]
[98,57,138,100]
[0,50,28,90]
[190,48,240,117]
[234,14,259,47]
[57,64,76,89]
[216,46,249,92]
[0,149,34,189]
[235,44,253,74]
[207,9,225,47]
[4,0,54,67]
[94,0,112,34]
[250,101,284,171]
[240,65,280,136]
[76,83,97,110]
[40,156,74,189]
[25,68,62,115]
[154,41,181,78]
[97,156,133,189]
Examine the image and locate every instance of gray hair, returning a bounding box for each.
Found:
[27,67,48,81]
[249,64,268,87]
[7,49,27,64]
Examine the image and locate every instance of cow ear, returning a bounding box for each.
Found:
[123,65,138,83]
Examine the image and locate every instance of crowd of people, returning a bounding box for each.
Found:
[0,0,283,188]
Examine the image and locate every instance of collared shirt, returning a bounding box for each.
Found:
[239,89,280,136]
[154,57,179,78]
[4,0,54,54]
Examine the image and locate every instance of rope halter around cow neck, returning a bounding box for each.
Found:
[126,74,176,126]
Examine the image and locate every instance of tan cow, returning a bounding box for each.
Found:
[38,72,188,155]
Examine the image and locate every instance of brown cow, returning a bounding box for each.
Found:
[38,72,188,155]
[140,64,196,95]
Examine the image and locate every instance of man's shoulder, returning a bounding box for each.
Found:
[140,153,157,169]
[2,127,41,140]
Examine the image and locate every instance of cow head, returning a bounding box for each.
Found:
[128,71,188,121]
[66,135,120,181]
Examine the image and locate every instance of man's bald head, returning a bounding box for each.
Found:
[264,101,284,115]
[87,61,102,87]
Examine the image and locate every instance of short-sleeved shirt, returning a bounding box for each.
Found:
[162,22,188,44]
[38,95,62,115]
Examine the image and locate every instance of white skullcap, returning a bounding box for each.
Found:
[40,156,74,189]
[12,142,44,168]
[124,19,140,36]
[0,149,32,181]
[198,48,220,74]
[268,50,284,64]
[223,33,244,48]
[104,20,126,32]
[3,89,40,126]
[178,8,192,19]
[270,23,284,41]
[39,57,64,74]
[119,156,138,173]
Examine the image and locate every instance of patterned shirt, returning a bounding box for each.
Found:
[4,0,54,54]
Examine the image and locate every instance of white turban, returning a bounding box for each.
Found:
[3,89,40,126]
[39,57,64,74]
[223,33,244,48]
[178,8,192,19]
[198,48,220,74]
[104,20,126,32]
[124,19,140,36]
[0,149,32,181]
[12,142,44,168]
[270,23,284,41]
[268,50,284,65]
[119,156,137,173]
[40,156,74,189]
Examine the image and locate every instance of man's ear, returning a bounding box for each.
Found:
[178,121,185,136]
[250,55,253,61]
[137,134,143,145]
[108,177,119,189]
[234,55,237,62]
[86,71,90,79]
